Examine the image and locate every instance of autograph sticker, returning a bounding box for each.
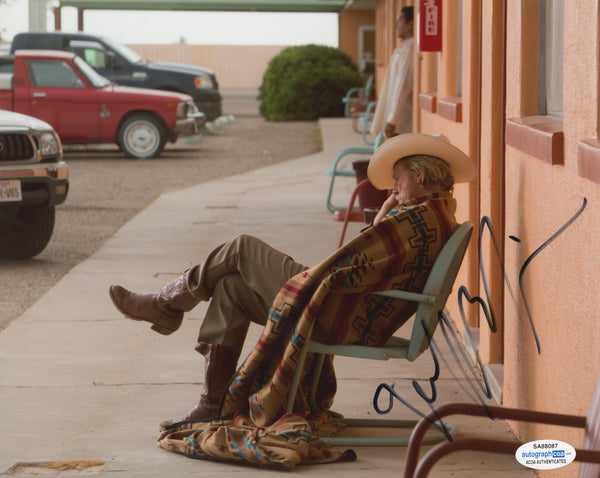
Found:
[516,439,576,470]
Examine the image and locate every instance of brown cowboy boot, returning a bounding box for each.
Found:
[109,274,198,335]
[183,343,239,421]
[159,343,239,429]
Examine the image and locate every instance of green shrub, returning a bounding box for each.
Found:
[259,44,363,121]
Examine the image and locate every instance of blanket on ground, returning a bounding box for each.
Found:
[157,193,458,469]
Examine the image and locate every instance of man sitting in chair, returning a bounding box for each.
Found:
[109,133,476,468]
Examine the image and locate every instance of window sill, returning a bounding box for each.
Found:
[505,115,564,165]
[438,96,462,123]
[578,138,600,184]
[419,91,437,113]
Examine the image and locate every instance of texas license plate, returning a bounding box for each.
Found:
[0,179,22,202]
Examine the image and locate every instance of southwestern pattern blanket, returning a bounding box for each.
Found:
[157,192,458,469]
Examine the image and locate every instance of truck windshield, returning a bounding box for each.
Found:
[73,56,111,88]
[101,37,146,65]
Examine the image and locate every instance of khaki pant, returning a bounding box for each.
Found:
[185,234,308,355]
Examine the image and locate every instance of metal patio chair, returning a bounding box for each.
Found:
[351,100,377,146]
[286,221,474,446]
[342,74,374,118]
[326,132,385,213]
[403,369,600,478]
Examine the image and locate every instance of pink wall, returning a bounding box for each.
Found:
[502,3,600,472]
[376,1,600,473]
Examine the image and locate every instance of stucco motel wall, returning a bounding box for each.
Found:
[373,1,600,473]
[502,2,600,470]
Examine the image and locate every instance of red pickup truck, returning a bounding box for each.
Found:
[0,50,205,159]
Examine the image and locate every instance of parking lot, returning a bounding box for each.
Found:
[0,92,321,331]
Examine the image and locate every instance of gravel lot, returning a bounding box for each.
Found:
[0,93,321,331]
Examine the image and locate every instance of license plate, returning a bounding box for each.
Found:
[0,179,22,202]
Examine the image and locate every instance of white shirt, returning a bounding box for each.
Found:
[371,37,414,136]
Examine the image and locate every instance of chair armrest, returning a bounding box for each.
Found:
[343,86,363,101]
[366,100,377,115]
[328,146,374,174]
[308,336,411,360]
[321,290,436,304]
[358,101,377,120]
[373,290,436,305]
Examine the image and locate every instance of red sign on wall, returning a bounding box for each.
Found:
[420,0,443,52]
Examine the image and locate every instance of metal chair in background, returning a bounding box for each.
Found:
[325,132,385,214]
[342,75,374,118]
[352,100,377,146]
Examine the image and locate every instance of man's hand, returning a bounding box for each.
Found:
[373,193,398,225]
[384,122,397,138]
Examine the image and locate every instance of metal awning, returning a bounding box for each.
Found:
[57,0,375,13]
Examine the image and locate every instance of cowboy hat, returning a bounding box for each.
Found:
[367,133,477,190]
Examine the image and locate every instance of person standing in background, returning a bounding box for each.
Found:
[371,6,414,138]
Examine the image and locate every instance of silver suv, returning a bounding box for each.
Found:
[0,110,68,259]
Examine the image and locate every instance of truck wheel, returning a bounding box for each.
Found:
[118,114,166,159]
[0,206,55,259]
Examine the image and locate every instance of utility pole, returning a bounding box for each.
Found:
[28,0,47,31]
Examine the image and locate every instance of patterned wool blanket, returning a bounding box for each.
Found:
[158,192,458,469]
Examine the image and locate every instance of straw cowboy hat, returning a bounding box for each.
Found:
[367,133,477,190]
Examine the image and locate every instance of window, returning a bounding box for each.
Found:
[22,35,54,49]
[537,0,564,117]
[0,59,14,74]
[70,40,108,68]
[27,60,84,88]
[83,48,107,68]
[506,0,565,165]
[358,25,375,76]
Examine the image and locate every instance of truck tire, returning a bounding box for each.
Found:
[117,114,166,159]
[0,206,55,259]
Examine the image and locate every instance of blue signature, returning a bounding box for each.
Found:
[373,198,588,436]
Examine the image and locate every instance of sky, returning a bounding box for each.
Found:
[0,0,339,46]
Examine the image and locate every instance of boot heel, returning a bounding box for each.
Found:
[151,324,174,335]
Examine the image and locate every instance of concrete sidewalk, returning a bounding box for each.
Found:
[0,118,535,477]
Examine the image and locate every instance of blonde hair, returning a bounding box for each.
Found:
[396,154,455,192]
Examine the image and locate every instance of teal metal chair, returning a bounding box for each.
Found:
[342,75,374,118]
[286,221,474,446]
[326,132,385,213]
[352,100,377,146]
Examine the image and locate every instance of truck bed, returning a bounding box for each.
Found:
[0,73,13,89]
[0,73,14,111]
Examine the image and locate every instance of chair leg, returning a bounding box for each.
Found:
[321,420,457,447]
[326,170,352,213]
[360,101,377,146]
[325,146,371,212]
[338,178,370,248]
[300,350,457,447]
[308,353,326,411]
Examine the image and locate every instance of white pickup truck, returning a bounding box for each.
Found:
[0,109,68,259]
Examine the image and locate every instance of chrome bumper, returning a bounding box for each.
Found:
[0,161,69,207]
[174,112,206,136]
